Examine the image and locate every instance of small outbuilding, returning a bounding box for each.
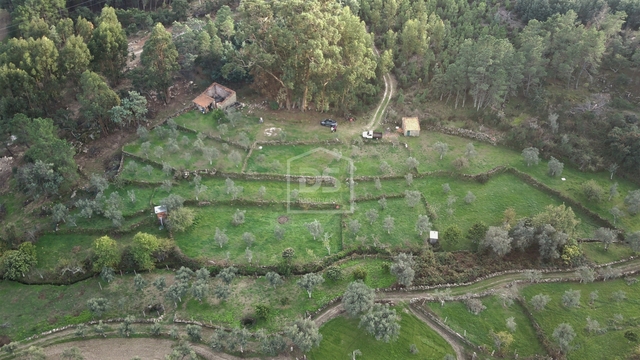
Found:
[154,205,167,228]
[192,83,237,113]
[402,117,420,137]
[429,230,439,245]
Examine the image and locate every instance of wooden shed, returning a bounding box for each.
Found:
[192,83,237,113]
[402,117,420,137]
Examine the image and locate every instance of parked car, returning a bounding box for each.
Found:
[320,119,337,127]
[362,130,383,139]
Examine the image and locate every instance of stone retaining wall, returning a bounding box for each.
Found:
[423,125,503,146]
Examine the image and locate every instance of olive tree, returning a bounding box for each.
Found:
[530,293,551,311]
[285,319,322,353]
[594,227,616,251]
[480,226,512,257]
[342,280,375,317]
[548,156,564,177]
[297,273,325,298]
[390,253,415,287]
[434,141,448,160]
[359,303,400,342]
[521,147,539,166]
[553,323,576,353]
[265,271,283,289]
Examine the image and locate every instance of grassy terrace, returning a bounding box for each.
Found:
[427,296,545,357]
[0,259,395,340]
[309,306,455,360]
[355,173,600,249]
[173,204,342,264]
[522,279,640,360]
[122,124,247,172]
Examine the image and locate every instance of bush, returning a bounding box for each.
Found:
[582,180,604,202]
[167,207,195,232]
[325,265,343,281]
[352,266,367,281]
[452,157,469,170]
[255,304,272,320]
[464,298,486,315]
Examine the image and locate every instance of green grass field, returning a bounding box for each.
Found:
[581,242,635,264]
[403,131,639,233]
[182,258,396,331]
[0,272,165,341]
[123,125,247,171]
[343,197,427,249]
[355,173,599,250]
[427,296,546,357]
[172,204,342,264]
[118,157,167,183]
[308,307,455,360]
[521,279,640,360]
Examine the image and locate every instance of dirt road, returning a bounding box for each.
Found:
[366,47,395,131]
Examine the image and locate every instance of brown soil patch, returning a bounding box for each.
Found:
[38,291,46,300]
[47,317,58,325]
[0,335,11,347]
[277,216,289,224]
[42,338,174,360]
[0,156,15,189]
[56,293,64,300]
[72,246,82,254]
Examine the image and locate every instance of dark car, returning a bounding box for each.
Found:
[320,119,337,127]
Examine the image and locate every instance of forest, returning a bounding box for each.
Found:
[0,0,639,198]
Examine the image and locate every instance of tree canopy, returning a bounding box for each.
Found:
[230,0,377,111]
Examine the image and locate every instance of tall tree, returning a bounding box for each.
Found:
[130,232,160,271]
[231,0,377,111]
[59,35,92,81]
[92,235,119,271]
[141,23,180,103]
[77,70,120,134]
[89,6,128,83]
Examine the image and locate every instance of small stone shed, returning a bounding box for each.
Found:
[154,205,167,227]
[429,230,439,245]
[402,117,420,137]
[192,83,237,113]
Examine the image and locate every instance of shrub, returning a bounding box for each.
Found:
[452,157,469,170]
[352,266,367,281]
[464,298,486,315]
[325,265,343,281]
[582,180,604,202]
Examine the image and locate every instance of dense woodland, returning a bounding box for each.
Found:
[0,0,639,202]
